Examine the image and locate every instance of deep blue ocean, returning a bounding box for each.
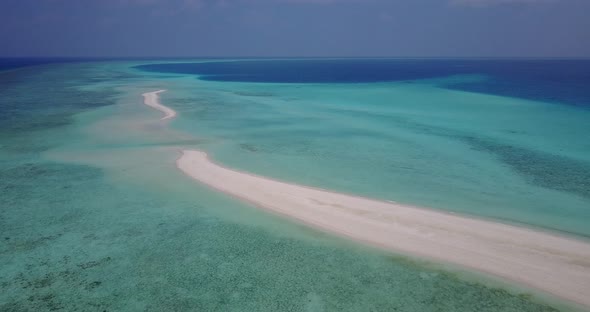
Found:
[0,58,74,72]
[136,59,590,107]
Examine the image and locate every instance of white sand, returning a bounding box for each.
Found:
[143,89,590,308]
[142,90,176,120]
[177,150,590,308]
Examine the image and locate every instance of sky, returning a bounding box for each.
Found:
[1,0,589,58]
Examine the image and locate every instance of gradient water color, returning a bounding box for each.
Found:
[1,59,588,311]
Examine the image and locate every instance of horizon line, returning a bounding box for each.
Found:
[2,56,590,60]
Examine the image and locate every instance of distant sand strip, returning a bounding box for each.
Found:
[144,90,590,308]
[142,90,176,120]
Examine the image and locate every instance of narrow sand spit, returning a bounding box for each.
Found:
[144,90,590,308]
[142,90,176,120]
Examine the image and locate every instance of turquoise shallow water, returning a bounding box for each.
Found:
[1,60,588,311]
[163,73,590,237]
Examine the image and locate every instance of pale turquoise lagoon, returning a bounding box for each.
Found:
[1,60,589,311]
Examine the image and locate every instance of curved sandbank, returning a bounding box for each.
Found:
[142,90,176,120]
[142,90,590,308]
[177,150,590,308]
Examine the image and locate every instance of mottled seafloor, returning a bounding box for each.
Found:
[1,60,589,311]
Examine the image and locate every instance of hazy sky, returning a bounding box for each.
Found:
[1,0,589,57]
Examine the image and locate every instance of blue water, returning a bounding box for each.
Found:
[136,59,590,107]
[0,58,80,72]
[1,59,588,311]
[135,59,590,237]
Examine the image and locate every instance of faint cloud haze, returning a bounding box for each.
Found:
[450,0,555,6]
[0,0,588,57]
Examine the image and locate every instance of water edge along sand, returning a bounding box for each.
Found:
[142,90,176,120]
[144,89,590,309]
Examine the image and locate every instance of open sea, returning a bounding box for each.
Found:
[1,58,589,311]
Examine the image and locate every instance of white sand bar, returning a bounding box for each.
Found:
[140,89,590,307]
[142,90,176,120]
[177,150,590,308]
